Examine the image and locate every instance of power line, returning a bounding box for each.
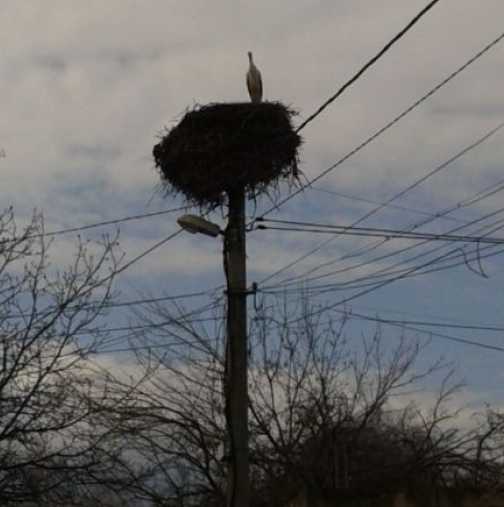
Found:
[275,182,504,290]
[3,288,218,320]
[271,209,504,315]
[100,290,218,310]
[264,207,504,297]
[1,206,187,243]
[94,295,504,356]
[256,228,504,289]
[114,229,183,277]
[305,175,504,284]
[55,299,223,353]
[97,305,504,357]
[81,312,222,337]
[270,198,504,293]
[310,187,467,225]
[339,308,504,353]
[97,337,217,355]
[259,120,504,285]
[2,219,222,354]
[2,230,225,329]
[268,244,504,296]
[248,293,504,353]
[57,229,185,318]
[255,290,504,353]
[281,241,502,326]
[336,300,504,331]
[256,219,504,245]
[86,299,225,355]
[350,315,504,333]
[295,0,441,133]
[0,229,186,331]
[256,31,504,223]
[260,286,504,332]
[99,309,504,355]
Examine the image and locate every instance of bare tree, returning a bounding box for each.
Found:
[435,407,504,490]
[244,296,466,505]
[90,306,228,506]
[89,291,490,507]
[0,208,136,505]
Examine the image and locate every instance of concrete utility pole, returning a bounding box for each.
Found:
[224,186,249,507]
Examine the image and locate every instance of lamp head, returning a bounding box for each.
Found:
[177,214,221,238]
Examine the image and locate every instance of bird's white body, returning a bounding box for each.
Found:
[246,52,263,103]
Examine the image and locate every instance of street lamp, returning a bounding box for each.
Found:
[177,214,222,238]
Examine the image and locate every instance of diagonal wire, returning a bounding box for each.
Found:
[0,206,187,244]
[255,31,504,224]
[258,121,504,286]
[338,308,504,353]
[256,222,504,245]
[275,176,504,289]
[265,205,504,294]
[295,0,441,133]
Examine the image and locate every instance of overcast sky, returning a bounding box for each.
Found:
[1,0,504,411]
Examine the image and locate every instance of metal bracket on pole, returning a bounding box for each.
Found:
[224,282,258,296]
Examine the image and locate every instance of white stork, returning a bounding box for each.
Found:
[246,51,263,104]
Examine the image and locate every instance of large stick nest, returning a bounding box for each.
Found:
[153,102,302,207]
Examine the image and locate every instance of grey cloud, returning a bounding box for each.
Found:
[65,143,121,162]
[33,54,68,72]
[431,103,504,118]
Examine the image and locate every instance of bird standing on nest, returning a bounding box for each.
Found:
[246,51,263,103]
